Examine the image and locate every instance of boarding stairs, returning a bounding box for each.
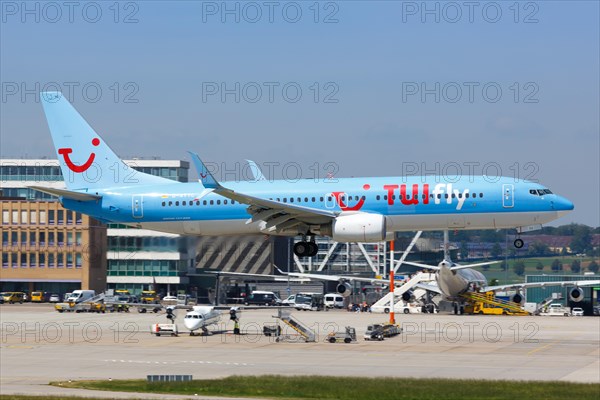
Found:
[84,293,106,304]
[461,291,529,315]
[371,272,437,311]
[275,309,316,342]
[532,295,561,315]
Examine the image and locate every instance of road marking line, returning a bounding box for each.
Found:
[527,340,560,355]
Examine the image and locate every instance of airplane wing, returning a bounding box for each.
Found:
[205,271,311,282]
[274,267,390,285]
[401,260,500,271]
[189,152,338,232]
[485,279,600,292]
[415,282,443,294]
[210,268,390,285]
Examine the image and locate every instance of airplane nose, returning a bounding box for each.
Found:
[554,195,574,214]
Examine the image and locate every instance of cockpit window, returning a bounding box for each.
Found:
[543,189,552,194]
[529,189,537,195]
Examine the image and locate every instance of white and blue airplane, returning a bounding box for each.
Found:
[32,92,574,258]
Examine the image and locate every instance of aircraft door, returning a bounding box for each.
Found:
[132,195,144,218]
[502,184,514,208]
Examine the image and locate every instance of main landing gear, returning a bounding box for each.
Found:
[293,237,318,258]
[514,238,524,249]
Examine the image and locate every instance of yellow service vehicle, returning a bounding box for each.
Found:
[141,290,157,303]
[31,291,46,302]
[55,301,106,313]
[462,291,529,315]
[1,292,25,304]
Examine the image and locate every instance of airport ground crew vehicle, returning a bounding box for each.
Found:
[326,326,357,343]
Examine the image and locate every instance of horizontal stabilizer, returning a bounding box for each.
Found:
[29,186,101,201]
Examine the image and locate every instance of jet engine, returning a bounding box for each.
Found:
[336,281,353,298]
[166,306,176,321]
[332,213,386,242]
[569,287,584,302]
[402,290,413,302]
[511,293,524,304]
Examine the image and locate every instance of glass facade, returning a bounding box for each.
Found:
[107,259,186,277]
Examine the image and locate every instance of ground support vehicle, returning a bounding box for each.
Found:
[54,302,106,313]
[326,326,357,343]
[539,303,572,317]
[462,291,529,315]
[151,323,178,337]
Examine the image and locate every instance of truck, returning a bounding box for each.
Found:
[540,303,571,316]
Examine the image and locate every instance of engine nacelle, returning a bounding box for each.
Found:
[332,213,386,242]
[569,287,584,302]
[336,282,353,298]
[402,291,412,302]
[511,293,523,304]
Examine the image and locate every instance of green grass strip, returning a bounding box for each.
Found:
[47,375,600,400]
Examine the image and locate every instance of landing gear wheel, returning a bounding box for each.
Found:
[307,241,319,257]
[514,238,524,249]
[294,241,309,257]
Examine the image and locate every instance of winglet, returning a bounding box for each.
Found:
[246,160,266,181]
[188,152,220,189]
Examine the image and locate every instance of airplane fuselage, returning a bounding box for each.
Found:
[436,265,488,300]
[183,306,222,333]
[62,176,573,238]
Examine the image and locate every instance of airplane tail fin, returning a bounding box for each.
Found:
[40,92,171,190]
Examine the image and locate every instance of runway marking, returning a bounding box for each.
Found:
[527,340,560,355]
[103,359,255,366]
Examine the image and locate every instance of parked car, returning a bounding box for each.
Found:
[49,294,61,303]
[571,307,584,317]
[593,306,600,316]
[1,292,25,304]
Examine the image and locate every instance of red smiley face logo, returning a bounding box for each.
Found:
[58,138,100,173]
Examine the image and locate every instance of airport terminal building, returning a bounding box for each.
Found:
[1,158,192,295]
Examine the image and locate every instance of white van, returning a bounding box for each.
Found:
[66,290,96,303]
[324,293,345,309]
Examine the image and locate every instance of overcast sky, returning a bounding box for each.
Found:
[1,1,598,226]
